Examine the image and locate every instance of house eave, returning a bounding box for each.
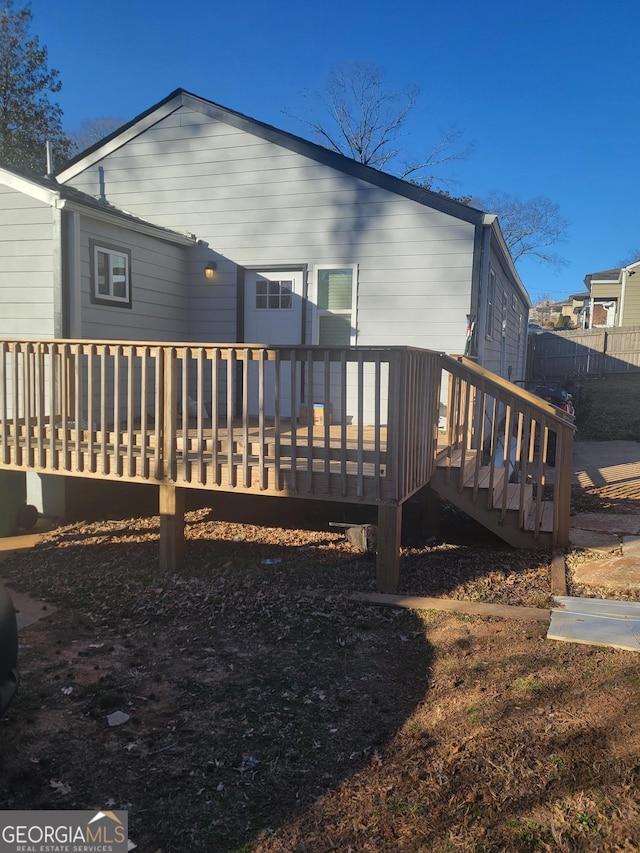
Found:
[56,88,486,226]
[0,165,195,247]
[0,167,59,205]
[55,197,196,246]
[483,213,530,309]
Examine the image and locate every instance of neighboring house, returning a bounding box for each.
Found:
[0,88,531,511]
[529,298,558,328]
[582,262,640,328]
[564,292,589,327]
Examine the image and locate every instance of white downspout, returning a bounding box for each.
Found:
[67,211,82,338]
[619,267,627,326]
[476,222,492,367]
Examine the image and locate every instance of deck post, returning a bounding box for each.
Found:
[376,503,403,593]
[420,485,443,538]
[159,484,185,570]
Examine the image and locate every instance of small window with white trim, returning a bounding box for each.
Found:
[314,265,357,346]
[90,240,132,308]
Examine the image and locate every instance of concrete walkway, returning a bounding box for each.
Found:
[572,439,640,500]
[0,519,57,628]
[570,440,640,590]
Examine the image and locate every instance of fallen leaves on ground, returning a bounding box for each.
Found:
[0,498,638,851]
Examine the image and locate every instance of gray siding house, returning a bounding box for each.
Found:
[0,89,530,514]
[0,167,195,342]
[54,89,529,375]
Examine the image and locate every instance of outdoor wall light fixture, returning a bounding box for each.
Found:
[204,261,218,280]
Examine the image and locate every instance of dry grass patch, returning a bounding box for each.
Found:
[0,505,638,851]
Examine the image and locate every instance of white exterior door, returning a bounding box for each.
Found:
[243,269,305,416]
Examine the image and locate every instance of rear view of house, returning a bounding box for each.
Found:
[0,90,563,593]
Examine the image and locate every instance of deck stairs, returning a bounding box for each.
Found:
[430,447,554,549]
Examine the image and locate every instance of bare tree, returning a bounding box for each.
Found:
[531,293,556,325]
[287,61,472,189]
[69,116,127,153]
[618,249,640,268]
[475,191,569,268]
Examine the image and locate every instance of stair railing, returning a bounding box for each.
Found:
[440,355,575,545]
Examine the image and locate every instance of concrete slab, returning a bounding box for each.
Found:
[573,440,640,500]
[571,555,640,590]
[0,519,58,629]
[548,607,640,652]
[1,581,56,629]
[621,535,640,556]
[554,596,640,618]
[569,528,620,553]
[569,512,640,535]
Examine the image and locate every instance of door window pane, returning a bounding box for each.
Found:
[318,314,351,346]
[317,269,353,310]
[255,280,293,310]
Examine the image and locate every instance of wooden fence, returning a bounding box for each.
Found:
[527,326,640,379]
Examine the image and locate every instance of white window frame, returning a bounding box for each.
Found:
[90,240,132,308]
[485,267,496,339]
[311,264,358,346]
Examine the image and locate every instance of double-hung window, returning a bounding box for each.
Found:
[485,267,496,339]
[90,240,132,308]
[314,265,357,346]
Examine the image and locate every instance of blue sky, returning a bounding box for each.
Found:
[28,0,640,305]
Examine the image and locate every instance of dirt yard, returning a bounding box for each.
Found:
[1,476,639,852]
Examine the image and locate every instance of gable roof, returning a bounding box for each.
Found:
[583,267,621,290]
[0,164,196,246]
[56,88,487,227]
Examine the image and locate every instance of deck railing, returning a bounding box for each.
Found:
[0,339,442,507]
[439,355,575,546]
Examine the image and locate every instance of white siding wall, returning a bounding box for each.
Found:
[66,107,476,354]
[0,185,56,338]
[482,245,528,383]
[78,217,189,341]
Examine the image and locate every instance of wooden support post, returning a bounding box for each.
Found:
[420,485,443,538]
[159,484,185,570]
[550,547,567,597]
[376,503,402,594]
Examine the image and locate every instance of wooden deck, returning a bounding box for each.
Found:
[2,417,391,500]
[0,340,575,592]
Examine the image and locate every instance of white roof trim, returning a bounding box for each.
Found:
[484,216,530,308]
[0,168,57,205]
[56,100,182,183]
[55,198,196,246]
[0,167,195,247]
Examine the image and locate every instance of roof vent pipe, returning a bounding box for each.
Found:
[98,166,106,202]
[45,140,54,176]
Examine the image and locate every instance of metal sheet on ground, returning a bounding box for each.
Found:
[548,596,640,651]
